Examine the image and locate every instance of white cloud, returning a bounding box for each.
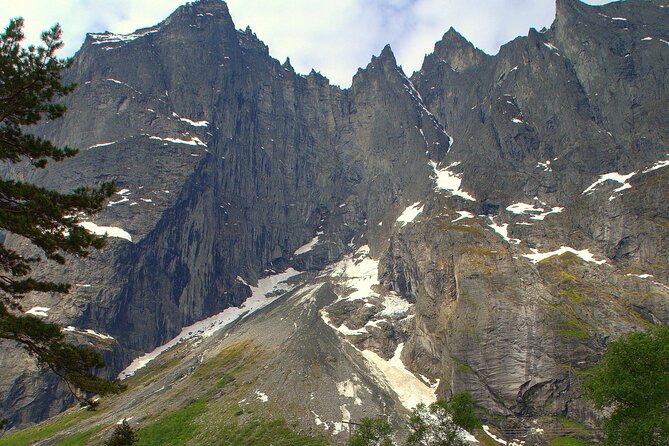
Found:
[0,0,617,87]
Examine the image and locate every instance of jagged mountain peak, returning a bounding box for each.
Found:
[379,43,396,61]
[282,56,294,71]
[1,0,668,441]
[420,26,487,74]
[350,43,403,87]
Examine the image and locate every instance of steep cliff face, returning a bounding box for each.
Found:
[1,0,667,439]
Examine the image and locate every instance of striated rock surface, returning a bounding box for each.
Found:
[1,0,667,441]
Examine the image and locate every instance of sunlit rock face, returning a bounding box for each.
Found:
[1,0,667,436]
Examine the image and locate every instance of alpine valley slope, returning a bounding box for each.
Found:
[0,0,668,443]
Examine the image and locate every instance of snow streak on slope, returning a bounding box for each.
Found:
[523,247,606,265]
[361,343,437,410]
[429,161,476,201]
[78,221,132,242]
[25,307,50,317]
[488,221,520,244]
[294,235,320,255]
[582,172,636,195]
[397,202,424,226]
[119,268,301,379]
[330,245,380,302]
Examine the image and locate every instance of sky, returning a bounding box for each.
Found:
[1,0,613,87]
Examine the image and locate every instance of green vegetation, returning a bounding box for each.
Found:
[349,417,393,446]
[136,400,207,445]
[584,325,669,445]
[474,431,499,446]
[56,425,105,446]
[212,417,329,446]
[406,393,480,446]
[448,392,480,431]
[548,437,589,446]
[104,421,137,446]
[437,222,486,238]
[0,407,98,446]
[0,18,119,401]
[557,317,589,339]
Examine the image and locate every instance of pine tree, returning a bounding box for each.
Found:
[584,325,669,446]
[348,417,394,446]
[0,18,121,403]
[406,394,480,446]
[104,420,138,446]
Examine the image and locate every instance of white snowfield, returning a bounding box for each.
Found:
[149,135,207,147]
[118,268,301,379]
[78,221,132,242]
[86,141,116,150]
[451,211,476,222]
[171,113,209,127]
[523,247,606,265]
[643,157,669,173]
[331,245,380,302]
[488,222,521,245]
[506,202,563,221]
[25,306,50,317]
[429,161,477,201]
[582,171,636,197]
[397,202,424,226]
[63,326,115,341]
[321,248,437,414]
[579,158,669,201]
[89,27,160,46]
[361,344,437,410]
[294,235,320,255]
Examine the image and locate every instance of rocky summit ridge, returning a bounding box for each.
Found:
[0,0,667,443]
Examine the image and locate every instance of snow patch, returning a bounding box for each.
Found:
[429,161,476,201]
[78,221,132,242]
[149,135,207,147]
[86,141,116,150]
[506,201,562,221]
[488,222,520,244]
[643,157,669,173]
[483,425,508,444]
[330,245,380,302]
[119,268,301,379]
[377,293,413,317]
[530,206,563,221]
[361,343,436,410]
[63,326,114,340]
[337,378,363,405]
[255,391,269,402]
[523,247,606,265]
[543,42,560,54]
[582,171,636,196]
[90,27,159,46]
[507,202,542,215]
[25,306,50,317]
[397,202,424,226]
[171,113,209,127]
[452,211,476,222]
[536,160,552,172]
[294,236,320,255]
[106,197,130,207]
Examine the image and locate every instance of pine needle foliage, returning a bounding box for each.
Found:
[0,17,121,405]
[584,325,669,446]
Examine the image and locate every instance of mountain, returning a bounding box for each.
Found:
[0,0,667,443]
